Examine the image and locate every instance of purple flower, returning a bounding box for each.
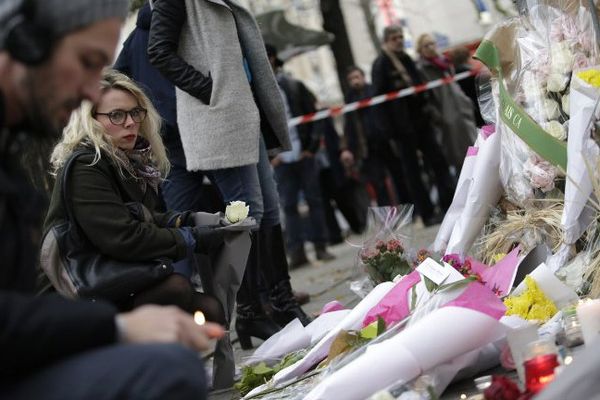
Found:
[442,254,461,267]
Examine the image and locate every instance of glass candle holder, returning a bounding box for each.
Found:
[523,340,559,394]
[576,298,600,346]
[561,310,583,348]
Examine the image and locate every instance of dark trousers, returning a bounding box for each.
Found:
[1,344,207,400]
[413,118,455,211]
[274,157,329,252]
[360,156,392,206]
[319,167,367,238]
[374,144,414,206]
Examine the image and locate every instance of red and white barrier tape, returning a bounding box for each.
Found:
[288,69,478,127]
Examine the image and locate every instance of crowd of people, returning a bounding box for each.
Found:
[0,0,482,398]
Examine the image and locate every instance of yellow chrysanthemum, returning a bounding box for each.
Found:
[577,69,600,87]
[491,253,507,265]
[503,276,558,322]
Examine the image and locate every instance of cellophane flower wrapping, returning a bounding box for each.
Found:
[356,206,415,286]
[472,0,600,262]
[491,0,599,208]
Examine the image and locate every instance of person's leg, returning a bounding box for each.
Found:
[415,118,455,211]
[378,143,412,205]
[132,274,194,312]
[191,292,226,324]
[255,139,311,326]
[274,161,308,268]
[394,136,435,222]
[161,162,209,212]
[318,167,345,240]
[205,164,264,224]
[206,157,282,345]
[3,344,208,400]
[362,157,391,206]
[234,230,280,349]
[299,157,335,260]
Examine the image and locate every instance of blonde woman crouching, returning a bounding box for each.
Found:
[43,69,224,321]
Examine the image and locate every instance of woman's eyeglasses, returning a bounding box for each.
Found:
[95,107,147,126]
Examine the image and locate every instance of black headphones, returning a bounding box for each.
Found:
[4,0,53,65]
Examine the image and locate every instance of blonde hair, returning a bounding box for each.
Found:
[50,69,170,178]
[416,33,436,57]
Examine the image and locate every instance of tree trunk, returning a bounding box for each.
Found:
[359,0,381,54]
[320,0,355,94]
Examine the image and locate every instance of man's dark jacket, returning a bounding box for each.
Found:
[115,4,176,128]
[343,83,384,158]
[0,93,117,380]
[277,74,321,154]
[371,50,432,139]
[114,3,186,166]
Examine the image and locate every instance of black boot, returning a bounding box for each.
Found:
[270,280,312,326]
[235,302,281,350]
[260,225,312,327]
[235,231,280,350]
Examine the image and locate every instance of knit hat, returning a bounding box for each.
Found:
[0,0,129,48]
[32,0,130,38]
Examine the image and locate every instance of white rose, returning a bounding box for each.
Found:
[543,98,560,120]
[546,73,569,92]
[522,72,546,102]
[225,201,249,223]
[561,93,570,116]
[544,120,567,141]
[551,41,574,74]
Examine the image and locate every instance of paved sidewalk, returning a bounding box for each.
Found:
[208,223,441,400]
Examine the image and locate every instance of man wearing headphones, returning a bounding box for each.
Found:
[0,1,222,399]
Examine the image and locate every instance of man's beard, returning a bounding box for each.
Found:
[24,74,65,142]
[19,75,67,192]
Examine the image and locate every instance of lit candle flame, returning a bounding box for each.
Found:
[194,311,206,326]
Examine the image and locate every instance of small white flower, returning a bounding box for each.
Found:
[369,391,396,400]
[546,73,569,92]
[543,98,560,120]
[522,72,545,102]
[225,201,249,223]
[550,41,574,74]
[544,120,567,141]
[562,93,570,116]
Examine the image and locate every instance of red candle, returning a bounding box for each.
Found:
[524,354,559,394]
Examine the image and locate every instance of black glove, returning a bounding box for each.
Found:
[192,227,225,254]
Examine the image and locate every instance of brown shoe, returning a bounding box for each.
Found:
[293,290,310,306]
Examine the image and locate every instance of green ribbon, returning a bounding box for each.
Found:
[474,40,568,170]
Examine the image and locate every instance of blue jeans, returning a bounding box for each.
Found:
[2,344,207,400]
[163,136,280,228]
[274,157,328,252]
[205,137,280,228]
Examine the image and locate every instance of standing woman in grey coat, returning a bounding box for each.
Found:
[416,33,478,173]
[148,0,310,349]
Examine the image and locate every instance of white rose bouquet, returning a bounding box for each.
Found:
[469,0,600,262]
[477,0,599,208]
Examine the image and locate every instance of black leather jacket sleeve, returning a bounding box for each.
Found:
[147,0,212,104]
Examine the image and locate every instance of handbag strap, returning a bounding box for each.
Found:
[59,149,94,236]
